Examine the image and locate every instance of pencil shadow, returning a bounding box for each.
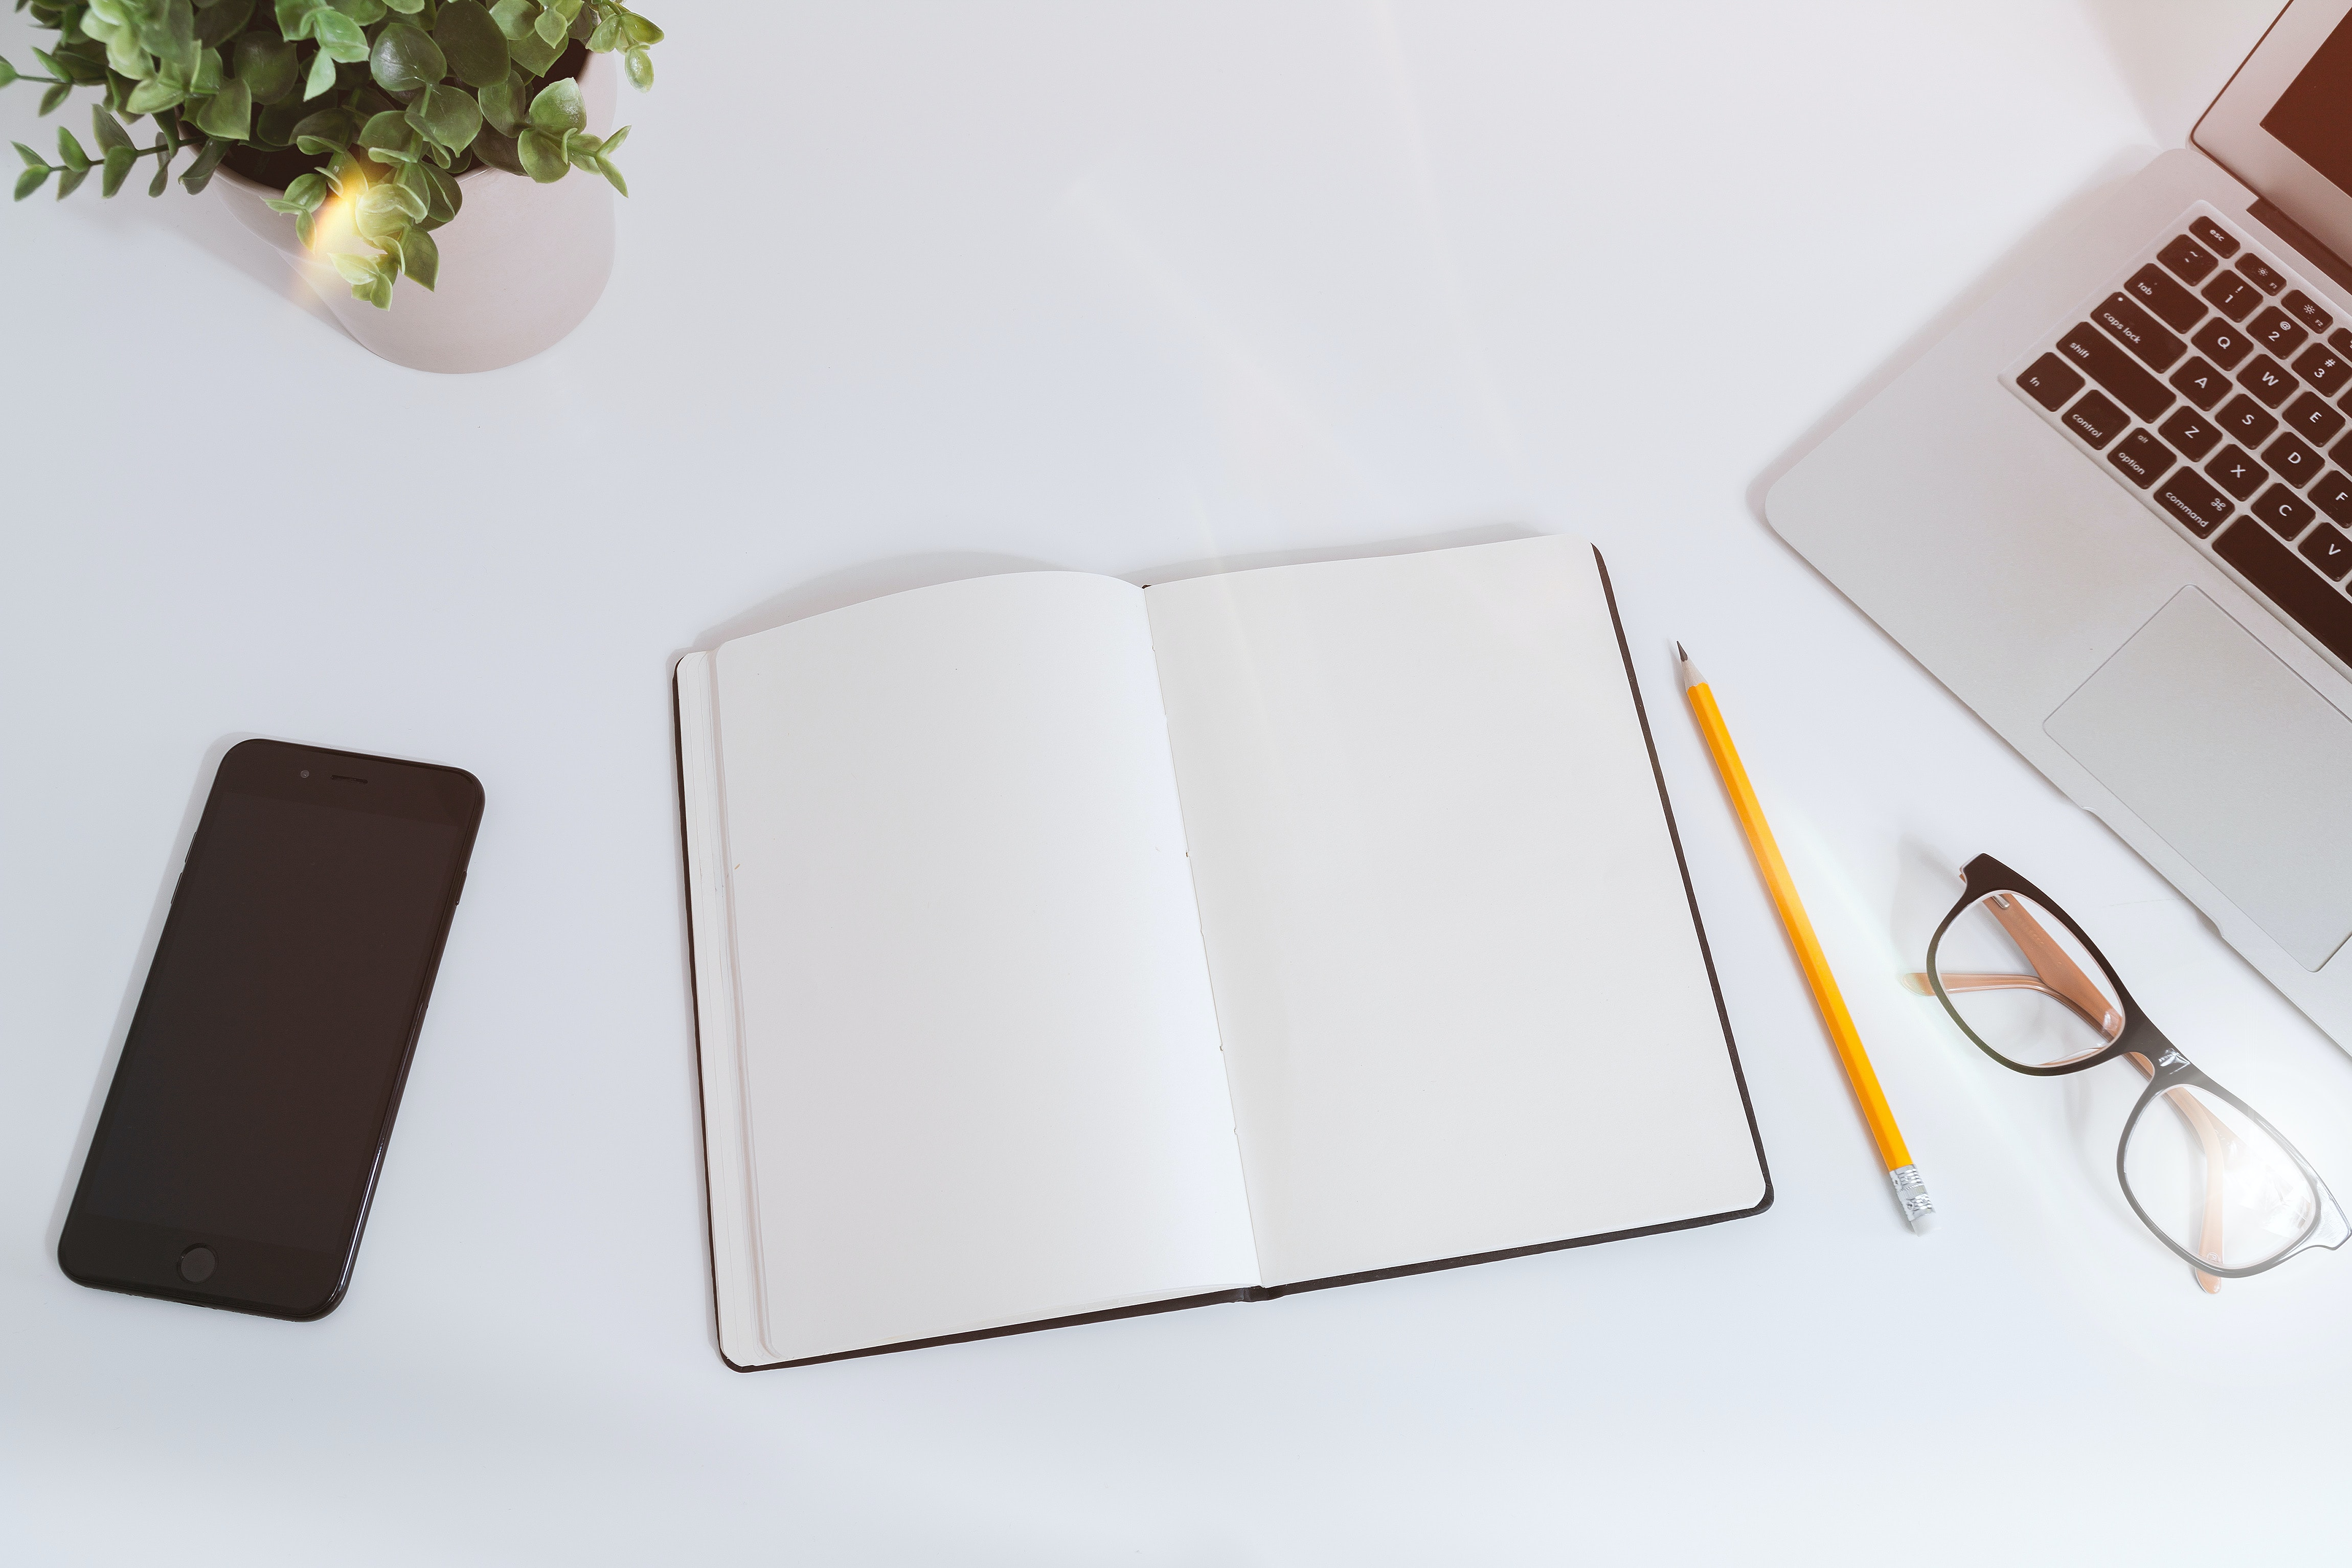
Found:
[46,734,258,1255]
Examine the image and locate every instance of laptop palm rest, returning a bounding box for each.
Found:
[2046,588,2352,971]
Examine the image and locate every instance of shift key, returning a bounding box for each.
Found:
[2056,322,2176,421]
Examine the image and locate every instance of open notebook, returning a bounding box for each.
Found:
[675,536,1770,1369]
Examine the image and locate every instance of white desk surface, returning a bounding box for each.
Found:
[8,2,2348,1562]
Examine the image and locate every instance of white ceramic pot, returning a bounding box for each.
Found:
[212,56,618,374]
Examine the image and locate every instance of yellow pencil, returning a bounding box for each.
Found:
[1678,644,1934,1234]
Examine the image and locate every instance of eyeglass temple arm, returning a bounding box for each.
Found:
[2127,1051,2234,1294]
[1907,972,2124,1046]
[1980,898,2127,1042]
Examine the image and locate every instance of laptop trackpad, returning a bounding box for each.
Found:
[2046,588,2352,971]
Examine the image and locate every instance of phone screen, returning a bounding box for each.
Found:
[60,740,481,1318]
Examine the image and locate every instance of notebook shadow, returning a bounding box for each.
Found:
[44,733,257,1255]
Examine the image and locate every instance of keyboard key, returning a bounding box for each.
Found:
[2267,430,2323,487]
[2293,346,2352,397]
[2189,216,2241,257]
[2064,390,2130,448]
[2055,323,2175,421]
[2094,293,2188,370]
[2159,405,2223,460]
[2301,522,2352,580]
[2202,271,2263,321]
[2159,235,2220,284]
[2238,255,2287,293]
[2169,355,2231,408]
[2109,429,2176,487]
[2254,483,2315,537]
[2209,444,2270,499]
[2238,353,2297,407]
[2286,290,2334,333]
[2192,319,2253,369]
[2214,520,2352,666]
[2017,352,2085,412]
[2249,306,2310,359]
[2153,467,2235,536]
[2284,389,2347,445]
[2124,265,2207,332]
[2218,394,2280,447]
[2312,469,2352,528]
[2334,327,2352,357]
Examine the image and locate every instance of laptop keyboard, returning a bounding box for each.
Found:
[2007,203,2352,670]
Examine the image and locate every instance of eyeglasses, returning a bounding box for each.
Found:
[1913,854,2348,1291]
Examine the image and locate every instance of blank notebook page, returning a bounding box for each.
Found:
[1144,537,1767,1288]
[714,574,1258,1362]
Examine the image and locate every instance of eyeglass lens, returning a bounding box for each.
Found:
[1928,890,2124,1069]
[2122,1084,2319,1271]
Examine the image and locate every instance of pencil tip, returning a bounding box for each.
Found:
[1676,642,1687,662]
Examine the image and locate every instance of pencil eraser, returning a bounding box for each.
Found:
[1908,1210,1936,1235]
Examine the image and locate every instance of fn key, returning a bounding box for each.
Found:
[2018,353,2086,411]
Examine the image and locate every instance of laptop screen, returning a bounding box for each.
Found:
[2263,12,2352,195]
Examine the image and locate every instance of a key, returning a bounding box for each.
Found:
[2299,522,2352,580]
[2293,345,2352,397]
[2215,521,2352,666]
[2283,389,2347,446]
[2202,271,2264,322]
[2209,444,2271,499]
[2218,393,2280,446]
[2191,318,2252,369]
[2065,390,2131,448]
[2238,353,2297,407]
[2285,290,2334,334]
[2153,467,2235,536]
[2254,483,2315,537]
[2095,293,2188,370]
[2125,265,2207,333]
[2189,216,2241,257]
[2268,430,2323,488]
[2159,405,2223,461]
[2054,323,2175,421]
[2311,469,2352,529]
[2017,353,2086,412]
[2109,429,2177,488]
[2249,306,2310,358]
[2169,355,2230,409]
[2238,255,2287,293]
[2160,235,2220,285]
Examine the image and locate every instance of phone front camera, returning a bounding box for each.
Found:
[299,770,310,778]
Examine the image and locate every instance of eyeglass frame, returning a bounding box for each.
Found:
[1923,852,2349,1285]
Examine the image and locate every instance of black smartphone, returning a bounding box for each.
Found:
[58,739,483,1320]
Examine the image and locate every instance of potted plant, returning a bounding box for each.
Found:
[4,0,663,371]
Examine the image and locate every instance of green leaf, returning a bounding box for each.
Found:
[359,107,421,162]
[475,72,521,134]
[623,44,649,90]
[433,1,508,88]
[14,140,43,167]
[235,34,299,103]
[515,124,563,181]
[621,12,661,46]
[290,106,354,151]
[405,80,480,150]
[506,26,557,75]
[295,208,315,246]
[383,0,425,11]
[0,58,17,89]
[101,142,138,194]
[531,3,563,45]
[281,169,328,206]
[190,76,248,138]
[488,0,532,41]
[585,14,616,52]
[470,123,520,173]
[125,78,186,112]
[253,96,308,147]
[310,10,369,62]
[178,133,230,191]
[195,0,256,48]
[395,221,437,287]
[526,74,580,131]
[597,122,626,156]
[330,0,389,22]
[330,249,376,284]
[56,127,90,170]
[92,104,134,152]
[594,152,622,195]
[149,143,172,195]
[370,21,444,93]
[56,163,90,197]
[40,81,71,113]
[353,181,413,240]
[301,47,337,99]
[141,0,199,79]
[418,157,459,224]
[319,146,361,193]
[192,48,222,95]
[17,164,53,199]
[275,0,326,37]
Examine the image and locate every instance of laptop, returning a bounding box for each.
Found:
[1768,0,2352,1046]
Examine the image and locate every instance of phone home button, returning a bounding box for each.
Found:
[178,1245,215,1284]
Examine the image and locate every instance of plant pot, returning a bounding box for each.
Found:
[211,56,618,374]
